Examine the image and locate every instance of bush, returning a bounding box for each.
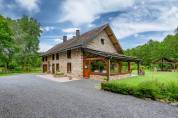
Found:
[101,82,137,95]
[161,82,178,101]
[101,79,178,102]
[55,71,64,75]
[136,80,162,100]
[54,71,65,77]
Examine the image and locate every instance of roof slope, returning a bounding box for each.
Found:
[42,24,123,56]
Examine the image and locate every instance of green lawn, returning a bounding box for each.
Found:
[0,67,42,76]
[101,71,178,102]
[0,71,42,76]
[112,71,178,85]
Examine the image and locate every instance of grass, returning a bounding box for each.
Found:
[0,71,42,76]
[101,71,178,102]
[0,67,42,76]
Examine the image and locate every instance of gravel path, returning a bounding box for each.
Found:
[0,74,178,118]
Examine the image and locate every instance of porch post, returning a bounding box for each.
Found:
[107,59,111,81]
[128,62,131,73]
[174,63,176,72]
[118,61,122,74]
[137,62,140,75]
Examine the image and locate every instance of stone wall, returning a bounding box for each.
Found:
[42,48,83,79]
[89,74,131,81]
[86,30,118,54]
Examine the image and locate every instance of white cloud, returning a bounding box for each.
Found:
[0,0,40,18]
[62,27,79,33]
[53,38,62,42]
[59,0,178,40]
[39,42,54,52]
[111,1,178,39]
[41,26,55,32]
[59,0,135,26]
[15,0,40,13]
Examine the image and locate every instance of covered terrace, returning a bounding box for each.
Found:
[82,48,141,80]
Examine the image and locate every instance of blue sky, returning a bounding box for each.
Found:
[0,0,178,51]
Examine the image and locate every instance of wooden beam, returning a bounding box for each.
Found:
[174,64,176,72]
[107,59,111,81]
[137,62,140,75]
[84,57,105,61]
[128,62,131,73]
[118,61,122,73]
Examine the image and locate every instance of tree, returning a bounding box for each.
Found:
[125,33,178,67]
[0,15,42,72]
[16,16,42,71]
[0,16,14,71]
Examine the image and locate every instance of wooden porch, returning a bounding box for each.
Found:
[82,48,141,80]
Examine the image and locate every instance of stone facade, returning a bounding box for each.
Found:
[42,29,130,80]
[87,30,118,54]
[43,48,83,79]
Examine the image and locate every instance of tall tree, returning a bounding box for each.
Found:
[0,16,14,71]
[17,16,42,71]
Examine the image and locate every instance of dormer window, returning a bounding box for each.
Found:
[67,50,71,59]
[101,38,105,45]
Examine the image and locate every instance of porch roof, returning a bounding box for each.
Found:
[83,48,141,62]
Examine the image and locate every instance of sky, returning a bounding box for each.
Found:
[0,0,178,52]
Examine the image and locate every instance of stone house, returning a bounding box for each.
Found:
[42,24,140,80]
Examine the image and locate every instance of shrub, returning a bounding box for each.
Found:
[136,80,162,100]
[55,71,64,75]
[54,71,65,78]
[101,82,136,95]
[161,81,178,101]
[101,79,178,102]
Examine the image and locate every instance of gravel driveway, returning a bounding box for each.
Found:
[0,74,178,118]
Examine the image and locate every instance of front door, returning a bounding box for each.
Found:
[83,60,91,79]
[43,64,47,73]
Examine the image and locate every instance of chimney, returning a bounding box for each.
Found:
[63,36,67,43]
[76,30,80,37]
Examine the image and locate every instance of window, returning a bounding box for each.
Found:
[56,53,59,60]
[101,38,105,45]
[52,54,55,60]
[56,64,59,72]
[67,63,72,73]
[67,50,71,59]
[45,57,47,61]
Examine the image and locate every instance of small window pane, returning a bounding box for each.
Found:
[101,39,104,45]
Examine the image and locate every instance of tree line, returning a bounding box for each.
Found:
[125,29,178,67]
[0,15,42,72]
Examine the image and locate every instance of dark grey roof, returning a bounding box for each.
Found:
[42,24,109,56]
[84,48,141,62]
[153,57,177,63]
